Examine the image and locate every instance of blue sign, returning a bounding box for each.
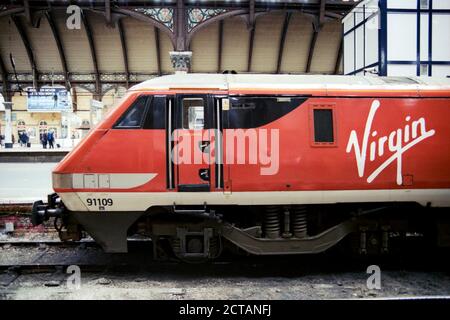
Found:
[27,87,72,112]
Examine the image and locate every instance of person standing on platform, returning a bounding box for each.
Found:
[20,132,27,147]
[47,130,55,149]
[41,131,48,149]
[23,131,29,147]
[18,132,23,147]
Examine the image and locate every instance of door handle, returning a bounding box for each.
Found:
[199,168,210,181]
[198,140,210,153]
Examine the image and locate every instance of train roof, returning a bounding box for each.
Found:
[129,73,450,94]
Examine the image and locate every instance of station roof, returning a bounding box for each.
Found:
[0,0,359,99]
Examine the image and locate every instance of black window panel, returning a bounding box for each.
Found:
[313,109,334,143]
[114,96,148,129]
[225,96,307,129]
[143,96,166,129]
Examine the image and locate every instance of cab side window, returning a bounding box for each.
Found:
[143,96,166,129]
[313,109,334,143]
[310,105,336,146]
[225,96,307,128]
[114,96,149,129]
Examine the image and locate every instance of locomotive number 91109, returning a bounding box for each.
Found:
[86,198,113,207]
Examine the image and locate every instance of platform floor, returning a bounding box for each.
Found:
[0,163,56,204]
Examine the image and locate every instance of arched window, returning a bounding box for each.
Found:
[17,120,26,139]
[61,121,68,139]
[28,127,36,139]
[39,120,48,128]
[49,127,58,139]
[81,119,90,129]
[17,120,26,133]
[79,120,90,138]
[39,120,48,139]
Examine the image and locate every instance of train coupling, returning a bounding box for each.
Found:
[31,193,66,226]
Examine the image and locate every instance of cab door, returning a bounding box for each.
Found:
[173,94,214,191]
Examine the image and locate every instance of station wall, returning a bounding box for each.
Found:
[0,87,124,145]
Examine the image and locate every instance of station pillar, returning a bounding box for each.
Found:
[169,51,192,73]
[90,99,104,127]
[3,101,13,148]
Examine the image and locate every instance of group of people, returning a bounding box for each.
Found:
[0,130,57,149]
[40,130,56,149]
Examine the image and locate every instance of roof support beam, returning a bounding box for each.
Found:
[248,0,256,29]
[117,19,129,87]
[319,0,326,26]
[306,24,319,73]
[3,2,356,14]
[276,12,292,74]
[186,9,246,48]
[324,11,343,20]
[247,24,255,72]
[305,0,325,74]
[0,8,25,19]
[154,27,162,76]
[105,0,111,26]
[24,0,32,25]
[81,10,101,99]
[175,0,187,51]
[11,15,38,88]
[334,35,343,75]
[114,8,175,47]
[217,20,224,73]
[71,86,78,112]
[0,55,10,100]
[45,11,70,89]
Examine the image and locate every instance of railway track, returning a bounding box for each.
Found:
[0,238,158,270]
[1,207,450,274]
[369,296,450,300]
[0,204,33,212]
[1,239,450,300]
[1,237,448,269]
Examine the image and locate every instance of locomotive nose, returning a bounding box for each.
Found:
[52,173,74,189]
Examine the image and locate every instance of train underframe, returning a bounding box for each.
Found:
[32,194,450,261]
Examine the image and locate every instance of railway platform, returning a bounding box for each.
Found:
[0,145,63,204]
[0,144,70,163]
[0,163,55,204]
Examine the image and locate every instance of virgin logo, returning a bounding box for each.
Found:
[346,100,436,185]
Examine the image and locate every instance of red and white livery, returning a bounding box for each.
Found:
[33,74,450,259]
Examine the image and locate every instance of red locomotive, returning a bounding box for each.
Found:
[32,74,450,260]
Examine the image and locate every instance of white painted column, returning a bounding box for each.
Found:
[3,101,13,148]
